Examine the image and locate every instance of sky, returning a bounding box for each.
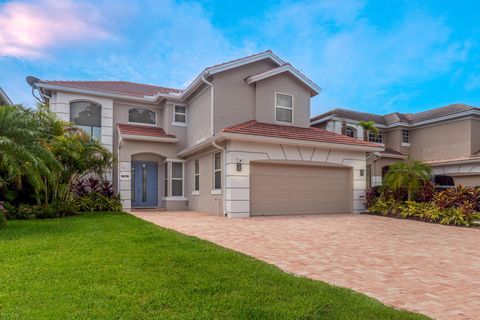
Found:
[1,0,480,117]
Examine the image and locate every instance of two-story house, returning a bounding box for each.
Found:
[312,104,480,188]
[28,51,381,217]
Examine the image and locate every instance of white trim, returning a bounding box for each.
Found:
[213,151,222,191]
[193,159,200,192]
[168,161,185,197]
[120,134,178,143]
[275,92,294,124]
[401,142,411,147]
[171,122,187,127]
[164,197,188,201]
[156,51,284,102]
[211,189,222,195]
[165,158,186,163]
[127,107,157,126]
[192,191,200,196]
[173,104,187,125]
[36,83,159,103]
[247,64,321,95]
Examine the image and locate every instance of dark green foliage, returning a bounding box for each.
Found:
[3,202,79,220]
[72,193,122,212]
[0,213,428,319]
[0,210,5,229]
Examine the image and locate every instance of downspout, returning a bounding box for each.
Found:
[201,75,215,136]
[212,140,227,217]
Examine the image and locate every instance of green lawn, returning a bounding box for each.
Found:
[0,213,428,319]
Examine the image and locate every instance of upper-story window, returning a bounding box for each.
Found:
[402,129,410,144]
[129,108,156,125]
[275,93,293,123]
[345,126,357,138]
[173,105,187,125]
[368,132,383,144]
[70,101,101,141]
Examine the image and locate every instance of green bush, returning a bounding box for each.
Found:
[3,202,79,220]
[72,193,122,212]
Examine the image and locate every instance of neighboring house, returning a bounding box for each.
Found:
[312,104,480,188]
[28,51,381,217]
[0,87,13,105]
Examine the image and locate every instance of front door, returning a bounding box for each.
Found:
[131,161,158,208]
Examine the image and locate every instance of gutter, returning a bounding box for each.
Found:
[201,75,215,136]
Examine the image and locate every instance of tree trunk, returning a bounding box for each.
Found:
[363,130,368,141]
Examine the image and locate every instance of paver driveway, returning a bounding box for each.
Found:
[131,211,480,320]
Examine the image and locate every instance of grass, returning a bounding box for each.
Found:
[0,212,428,319]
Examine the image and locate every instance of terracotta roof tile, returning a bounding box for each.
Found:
[41,80,182,97]
[312,104,479,125]
[118,123,176,138]
[223,120,380,147]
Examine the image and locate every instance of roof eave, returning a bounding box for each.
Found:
[221,132,383,152]
[120,134,178,143]
[0,87,13,105]
[246,65,321,96]
[36,83,160,103]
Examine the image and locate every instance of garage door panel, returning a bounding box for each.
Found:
[250,162,352,216]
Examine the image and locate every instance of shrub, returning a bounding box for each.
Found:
[417,181,435,203]
[364,188,377,209]
[72,193,122,212]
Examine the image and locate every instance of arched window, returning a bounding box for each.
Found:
[128,108,156,125]
[70,101,101,140]
[345,126,357,138]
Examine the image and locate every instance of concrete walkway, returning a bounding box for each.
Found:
[131,211,480,320]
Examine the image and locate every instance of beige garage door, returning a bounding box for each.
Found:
[250,162,353,216]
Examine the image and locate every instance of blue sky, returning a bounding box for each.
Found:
[1,0,479,117]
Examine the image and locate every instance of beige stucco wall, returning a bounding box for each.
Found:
[255,73,311,128]
[186,86,212,147]
[410,119,472,161]
[185,148,224,215]
[383,128,410,155]
[225,140,367,217]
[213,59,278,132]
[470,119,480,154]
[451,175,480,187]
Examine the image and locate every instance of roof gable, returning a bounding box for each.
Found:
[245,63,321,96]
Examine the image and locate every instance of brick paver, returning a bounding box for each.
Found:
[131,211,480,320]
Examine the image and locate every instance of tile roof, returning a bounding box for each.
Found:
[118,123,176,138]
[381,148,407,157]
[223,120,380,147]
[41,80,182,97]
[312,104,479,126]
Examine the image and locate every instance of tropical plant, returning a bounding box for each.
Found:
[417,181,435,203]
[358,120,379,141]
[384,160,432,201]
[0,105,61,201]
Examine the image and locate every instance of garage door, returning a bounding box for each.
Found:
[250,162,352,216]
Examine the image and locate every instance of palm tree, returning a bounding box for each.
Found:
[0,105,60,201]
[384,160,432,201]
[358,120,379,141]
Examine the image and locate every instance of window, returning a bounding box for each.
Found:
[275,93,293,123]
[70,101,101,140]
[402,129,410,144]
[194,159,200,192]
[345,126,356,138]
[129,108,156,125]
[164,163,168,197]
[173,105,186,124]
[213,152,221,190]
[171,162,183,197]
[368,132,383,143]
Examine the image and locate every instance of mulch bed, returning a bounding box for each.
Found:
[361,211,480,229]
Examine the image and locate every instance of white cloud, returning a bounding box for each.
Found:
[259,1,471,114]
[0,0,111,58]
